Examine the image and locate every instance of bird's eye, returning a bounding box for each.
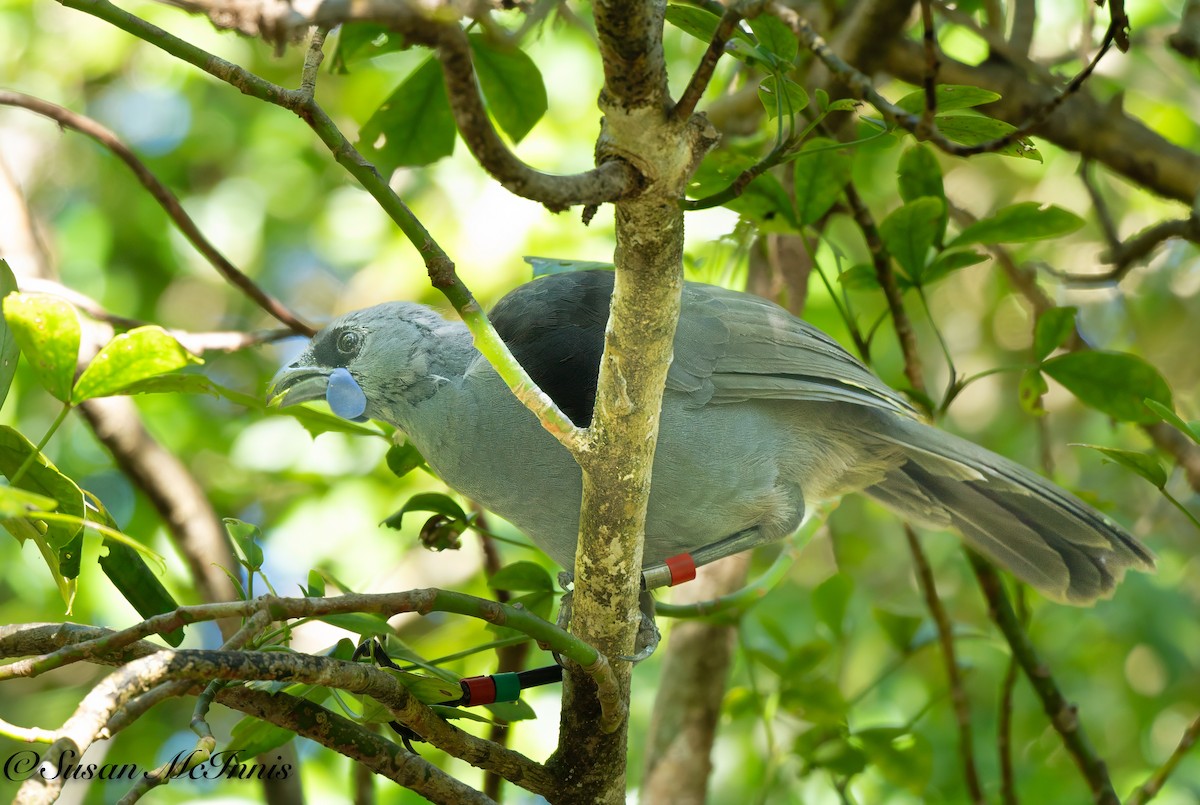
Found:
[336,330,362,355]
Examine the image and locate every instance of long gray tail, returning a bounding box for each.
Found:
[862,418,1154,604]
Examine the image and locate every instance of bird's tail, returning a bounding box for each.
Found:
[861,418,1155,604]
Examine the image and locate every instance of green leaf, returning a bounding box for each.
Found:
[933,114,1042,160]
[489,561,554,592]
[758,75,809,119]
[951,202,1084,248]
[383,667,462,704]
[359,57,456,172]
[896,145,944,204]
[922,250,987,285]
[873,608,923,652]
[690,151,797,228]
[0,426,84,549]
[837,264,880,291]
[853,727,933,793]
[665,5,752,46]
[382,492,467,531]
[797,730,867,777]
[1143,399,1200,445]
[318,612,395,638]
[469,35,547,144]
[113,374,220,397]
[1074,444,1168,489]
[2,293,80,403]
[879,197,946,281]
[72,326,200,403]
[484,698,537,722]
[787,639,833,676]
[0,485,57,516]
[780,675,848,725]
[330,23,409,73]
[0,260,20,408]
[224,518,264,571]
[896,85,1001,115]
[98,538,185,646]
[792,137,850,226]
[228,718,297,758]
[1042,351,1172,423]
[385,442,425,479]
[1018,368,1049,416]
[812,574,852,638]
[306,569,326,598]
[524,257,614,278]
[748,16,798,64]
[1033,306,1078,361]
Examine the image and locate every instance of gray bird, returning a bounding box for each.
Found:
[270,270,1153,604]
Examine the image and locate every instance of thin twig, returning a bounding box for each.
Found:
[0,89,314,336]
[904,525,985,804]
[672,5,745,120]
[967,552,1120,805]
[998,585,1027,805]
[1127,711,1200,804]
[917,0,940,134]
[843,183,927,398]
[769,3,1118,161]
[59,0,585,451]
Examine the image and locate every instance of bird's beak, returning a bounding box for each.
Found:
[267,365,330,408]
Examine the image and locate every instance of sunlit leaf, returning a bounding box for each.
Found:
[224,518,264,571]
[2,293,80,403]
[0,260,20,408]
[72,326,201,403]
[0,425,84,549]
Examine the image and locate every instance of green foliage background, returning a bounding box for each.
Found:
[0,0,1197,802]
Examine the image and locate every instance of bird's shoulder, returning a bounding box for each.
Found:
[489,270,916,424]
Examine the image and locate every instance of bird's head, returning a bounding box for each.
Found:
[268,302,466,423]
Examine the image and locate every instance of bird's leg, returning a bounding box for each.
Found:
[641,527,771,590]
[617,591,661,663]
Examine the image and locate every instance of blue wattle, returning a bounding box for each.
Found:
[327,367,368,421]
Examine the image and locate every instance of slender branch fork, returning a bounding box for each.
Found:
[0,89,314,337]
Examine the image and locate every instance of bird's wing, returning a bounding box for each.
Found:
[671,283,919,418]
[489,270,917,425]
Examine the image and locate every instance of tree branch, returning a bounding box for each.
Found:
[61,0,585,450]
[905,526,984,803]
[967,553,1119,805]
[882,37,1200,204]
[672,4,744,121]
[0,89,314,336]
